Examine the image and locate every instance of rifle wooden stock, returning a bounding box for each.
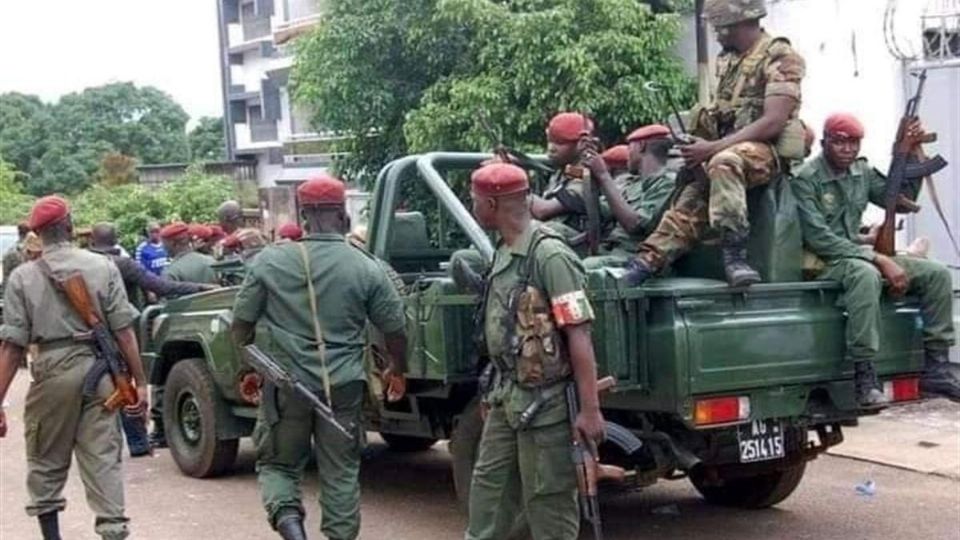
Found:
[59,273,139,411]
[874,211,898,256]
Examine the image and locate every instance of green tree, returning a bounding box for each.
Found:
[292,0,694,186]
[0,159,34,225]
[28,82,191,195]
[188,116,227,161]
[0,93,51,183]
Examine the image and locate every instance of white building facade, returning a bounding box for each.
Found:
[216,0,339,188]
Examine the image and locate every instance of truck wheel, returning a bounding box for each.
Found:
[380,433,439,452]
[448,399,530,540]
[690,462,807,509]
[163,358,239,478]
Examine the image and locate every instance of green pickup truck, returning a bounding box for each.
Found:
[139,153,926,510]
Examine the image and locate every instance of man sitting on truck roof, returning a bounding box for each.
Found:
[793,113,959,406]
[579,124,678,269]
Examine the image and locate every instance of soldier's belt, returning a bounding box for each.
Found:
[36,336,90,354]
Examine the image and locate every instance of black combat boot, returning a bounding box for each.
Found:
[276,511,308,540]
[920,349,960,401]
[720,229,761,287]
[855,360,890,410]
[622,258,654,287]
[38,512,61,540]
[148,427,167,449]
[450,257,484,294]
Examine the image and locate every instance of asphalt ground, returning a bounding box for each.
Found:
[2,375,959,540]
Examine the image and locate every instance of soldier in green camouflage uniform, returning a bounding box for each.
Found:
[0,196,147,540]
[794,113,959,406]
[465,162,605,540]
[582,125,678,269]
[625,0,806,287]
[2,222,29,280]
[232,174,408,540]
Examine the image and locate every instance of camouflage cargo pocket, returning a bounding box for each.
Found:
[515,287,570,388]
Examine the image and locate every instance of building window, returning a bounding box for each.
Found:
[241,1,271,41]
[922,3,960,61]
[249,105,279,142]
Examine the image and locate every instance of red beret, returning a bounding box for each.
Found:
[208,224,225,240]
[28,195,70,231]
[601,145,630,169]
[298,174,346,205]
[188,224,213,240]
[546,112,593,143]
[277,222,303,241]
[160,222,190,240]
[222,233,241,249]
[471,163,530,198]
[823,113,864,140]
[627,124,671,143]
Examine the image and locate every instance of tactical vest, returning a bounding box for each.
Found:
[690,34,806,160]
[492,228,572,389]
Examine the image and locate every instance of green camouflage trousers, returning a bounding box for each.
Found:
[639,142,776,270]
[465,405,578,540]
[817,255,955,359]
[24,351,129,540]
[254,381,365,540]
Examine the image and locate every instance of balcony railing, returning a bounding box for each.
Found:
[243,15,272,41]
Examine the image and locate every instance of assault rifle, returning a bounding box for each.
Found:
[874,69,949,256]
[478,112,553,174]
[242,344,354,441]
[577,111,602,256]
[36,264,140,412]
[567,378,615,540]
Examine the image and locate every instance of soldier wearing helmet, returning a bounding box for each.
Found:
[625,0,807,288]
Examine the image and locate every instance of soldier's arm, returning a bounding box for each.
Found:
[231,261,267,346]
[0,273,29,435]
[713,44,805,153]
[531,195,567,220]
[538,246,604,443]
[792,176,873,261]
[126,257,210,297]
[596,172,643,234]
[101,262,146,388]
[634,175,676,235]
[365,264,408,375]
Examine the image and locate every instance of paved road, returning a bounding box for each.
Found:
[2,376,959,539]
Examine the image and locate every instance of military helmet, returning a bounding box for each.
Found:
[703,0,767,27]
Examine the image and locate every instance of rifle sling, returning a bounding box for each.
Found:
[296,242,334,406]
[923,175,960,259]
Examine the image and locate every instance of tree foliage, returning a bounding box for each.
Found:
[0,83,191,196]
[188,116,227,161]
[0,159,33,226]
[292,0,694,186]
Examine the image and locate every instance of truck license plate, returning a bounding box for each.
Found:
[737,419,785,463]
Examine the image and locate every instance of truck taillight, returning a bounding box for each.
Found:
[884,377,920,402]
[694,396,750,426]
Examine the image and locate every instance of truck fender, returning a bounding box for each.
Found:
[604,421,644,456]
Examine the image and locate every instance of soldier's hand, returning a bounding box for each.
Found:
[574,408,606,446]
[382,368,407,402]
[679,136,717,167]
[125,386,149,416]
[875,254,909,297]
[0,409,7,438]
[239,372,263,405]
[897,117,926,153]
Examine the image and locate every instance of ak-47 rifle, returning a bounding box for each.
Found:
[478,111,553,174]
[566,376,616,540]
[577,112,600,255]
[37,263,139,412]
[874,69,949,256]
[242,344,355,441]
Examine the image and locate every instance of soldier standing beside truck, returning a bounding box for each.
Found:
[625,0,807,287]
[793,113,959,405]
[465,162,605,540]
[0,196,147,540]
[231,174,409,540]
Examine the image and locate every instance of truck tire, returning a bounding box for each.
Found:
[163,358,239,478]
[690,462,807,509]
[380,433,439,452]
[448,399,530,540]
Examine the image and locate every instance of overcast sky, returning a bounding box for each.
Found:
[0,1,223,122]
